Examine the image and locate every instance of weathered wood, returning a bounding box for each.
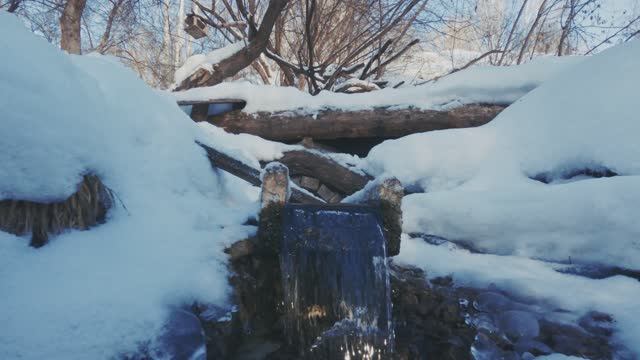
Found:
[276,150,371,196]
[354,177,404,256]
[197,142,323,204]
[198,141,261,186]
[261,162,290,207]
[185,14,208,39]
[200,104,506,141]
[298,176,320,192]
[177,98,247,106]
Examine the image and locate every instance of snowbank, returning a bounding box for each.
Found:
[365,39,640,269]
[0,13,256,359]
[172,55,583,114]
[402,176,640,269]
[370,39,640,355]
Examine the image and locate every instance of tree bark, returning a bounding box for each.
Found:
[186,104,506,141]
[60,0,87,54]
[175,0,289,90]
[6,0,22,12]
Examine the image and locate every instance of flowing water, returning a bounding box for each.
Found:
[280,204,394,359]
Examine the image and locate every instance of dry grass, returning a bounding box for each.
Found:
[0,175,113,247]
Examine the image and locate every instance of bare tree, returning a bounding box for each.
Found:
[175,0,288,90]
[60,0,88,54]
[0,0,23,12]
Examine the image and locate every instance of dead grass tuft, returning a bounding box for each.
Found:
[0,175,113,247]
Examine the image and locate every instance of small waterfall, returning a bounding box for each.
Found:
[280,204,394,359]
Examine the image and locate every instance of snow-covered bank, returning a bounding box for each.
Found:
[402,176,640,269]
[0,13,255,359]
[396,236,640,356]
[369,38,640,356]
[172,55,582,114]
[365,39,640,268]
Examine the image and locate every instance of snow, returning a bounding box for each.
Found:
[366,39,640,269]
[172,55,583,114]
[2,7,639,359]
[196,121,299,169]
[372,39,640,356]
[402,176,640,269]
[396,236,640,355]
[173,41,246,87]
[0,13,257,359]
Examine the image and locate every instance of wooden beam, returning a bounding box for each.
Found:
[197,142,323,204]
[275,150,370,196]
[177,98,246,106]
[197,104,506,141]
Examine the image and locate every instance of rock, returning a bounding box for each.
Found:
[390,262,476,359]
[497,311,540,341]
[470,333,504,360]
[431,275,453,287]
[155,309,206,360]
[578,311,614,337]
[225,239,255,260]
[470,313,498,333]
[473,291,516,313]
[514,339,552,356]
[521,352,535,360]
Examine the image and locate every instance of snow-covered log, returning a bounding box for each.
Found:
[195,104,506,141]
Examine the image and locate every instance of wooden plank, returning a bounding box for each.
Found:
[276,150,371,196]
[177,98,246,106]
[198,141,261,186]
[198,104,506,141]
[197,142,324,204]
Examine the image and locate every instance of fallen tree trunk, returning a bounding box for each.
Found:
[195,104,506,141]
[197,142,323,204]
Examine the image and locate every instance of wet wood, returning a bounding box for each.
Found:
[261,163,290,207]
[197,142,323,204]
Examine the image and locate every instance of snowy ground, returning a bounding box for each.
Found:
[0,13,260,359]
[368,38,640,355]
[2,9,639,360]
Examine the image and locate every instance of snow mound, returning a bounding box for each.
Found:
[172,55,582,114]
[366,39,640,269]
[373,39,640,356]
[0,13,256,359]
